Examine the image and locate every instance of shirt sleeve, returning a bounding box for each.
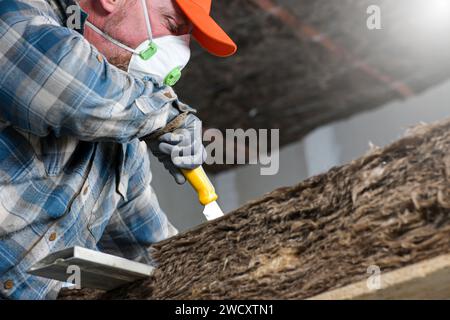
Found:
[0,13,181,143]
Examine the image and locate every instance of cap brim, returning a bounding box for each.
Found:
[175,0,237,57]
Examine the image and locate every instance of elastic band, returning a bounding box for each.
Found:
[140,0,154,42]
[85,21,140,54]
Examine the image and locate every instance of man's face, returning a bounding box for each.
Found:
[81,0,192,71]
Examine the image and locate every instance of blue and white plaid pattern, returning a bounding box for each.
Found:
[0,0,179,299]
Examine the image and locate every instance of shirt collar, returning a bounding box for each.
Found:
[48,0,88,34]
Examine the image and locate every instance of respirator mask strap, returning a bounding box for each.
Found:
[84,21,140,54]
[139,0,158,60]
[137,0,186,86]
[85,0,157,60]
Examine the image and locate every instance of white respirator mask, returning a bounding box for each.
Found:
[85,0,191,86]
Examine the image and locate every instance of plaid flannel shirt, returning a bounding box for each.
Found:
[0,0,180,299]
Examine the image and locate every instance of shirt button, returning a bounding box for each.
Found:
[83,186,89,196]
[164,91,174,99]
[97,54,103,63]
[3,280,14,290]
[49,232,57,241]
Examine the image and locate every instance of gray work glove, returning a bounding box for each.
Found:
[148,113,207,184]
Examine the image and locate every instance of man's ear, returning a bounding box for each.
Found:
[98,0,122,14]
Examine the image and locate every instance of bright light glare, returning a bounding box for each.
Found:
[415,0,450,28]
[385,0,450,56]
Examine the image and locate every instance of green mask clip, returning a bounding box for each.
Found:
[164,67,182,86]
[140,42,157,60]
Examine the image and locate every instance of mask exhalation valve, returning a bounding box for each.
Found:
[164,67,182,86]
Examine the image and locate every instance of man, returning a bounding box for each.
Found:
[0,0,236,299]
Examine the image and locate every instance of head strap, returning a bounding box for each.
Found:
[84,0,155,55]
[140,0,153,42]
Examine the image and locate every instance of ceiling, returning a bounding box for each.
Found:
[174,0,450,171]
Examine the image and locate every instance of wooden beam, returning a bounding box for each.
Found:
[310,254,450,300]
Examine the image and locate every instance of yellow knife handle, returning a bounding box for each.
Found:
[181,166,218,206]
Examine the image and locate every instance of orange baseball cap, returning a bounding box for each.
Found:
[175,0,237,57]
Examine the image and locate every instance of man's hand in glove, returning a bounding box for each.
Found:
[147,113,207,184]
